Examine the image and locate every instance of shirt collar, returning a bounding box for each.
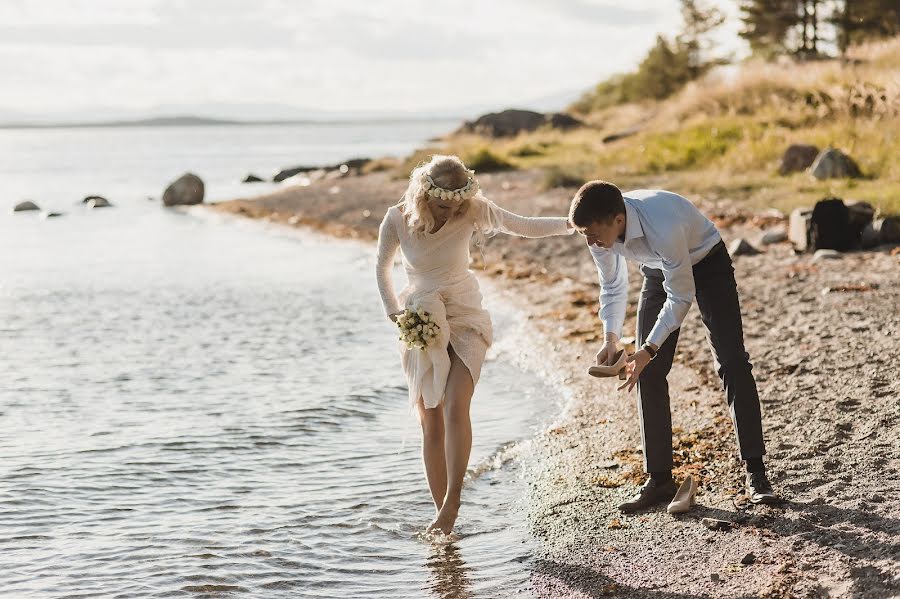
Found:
[622,199,644,241]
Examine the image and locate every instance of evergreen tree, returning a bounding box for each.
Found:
[679,0,728,77]
[739,0,828,57]
[831,0,900,53]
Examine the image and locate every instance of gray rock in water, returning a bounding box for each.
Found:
[729,238,761,256]
[810,148,862,179]
[82,195,107,204]
[40,211,63,219]
[761,229,788,245]
[13,200,40,212]
[812,249,842,262]
[86,196,112,208]
[242,174,264,183]
[778,144,819,175]
[162,172,205,206]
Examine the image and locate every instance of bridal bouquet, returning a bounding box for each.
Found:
[396,308,440,350]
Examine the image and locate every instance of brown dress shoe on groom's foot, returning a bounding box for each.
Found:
[618,478,679,513]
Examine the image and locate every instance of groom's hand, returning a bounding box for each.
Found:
[596,333,620,365]
[618,349,652,392]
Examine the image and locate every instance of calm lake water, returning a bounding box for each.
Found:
[1,123,562,597]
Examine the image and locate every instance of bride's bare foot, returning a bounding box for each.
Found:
[427,497,461,535]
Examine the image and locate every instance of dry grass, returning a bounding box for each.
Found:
[404,37,900,215]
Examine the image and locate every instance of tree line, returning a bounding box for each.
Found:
[571,0,898,113]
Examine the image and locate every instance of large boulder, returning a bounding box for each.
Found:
[546,112,582,130]
[810,148,862,179]
[162,173,205,206]
[778,144,819,175]
[456,109,582,138]
[13,200,40,212]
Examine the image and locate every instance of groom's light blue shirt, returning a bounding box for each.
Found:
[589,189,722,348]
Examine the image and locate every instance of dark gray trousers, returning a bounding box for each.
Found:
[636,241,766,472]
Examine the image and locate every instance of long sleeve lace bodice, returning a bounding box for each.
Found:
[375,199,571,317]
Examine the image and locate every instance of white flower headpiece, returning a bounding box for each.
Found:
[421,170,479,203]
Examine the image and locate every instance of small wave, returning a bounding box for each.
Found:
[464,440,527,483]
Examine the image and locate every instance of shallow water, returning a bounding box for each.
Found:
[1,198,560,597]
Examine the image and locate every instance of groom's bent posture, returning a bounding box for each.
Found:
[569,181,778,512]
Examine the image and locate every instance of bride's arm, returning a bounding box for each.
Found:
[375,209,403,319]
[481,200,574,238]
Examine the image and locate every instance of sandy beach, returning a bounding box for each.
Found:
[212,169,900,597]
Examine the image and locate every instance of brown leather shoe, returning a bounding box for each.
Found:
[618,477,679,513]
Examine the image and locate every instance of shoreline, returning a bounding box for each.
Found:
[211,170,900,598]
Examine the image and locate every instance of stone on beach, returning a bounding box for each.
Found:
[701,518,732,531]
[761,229,788,245]
[729,238,761,256]
[40,211,63,219]
[778,144,819,175]
[162,172,205,206]
[860,217,900,248]
[810,148,862,180]
[13,200,40,212]
[242,174,265,183]
[812,249,842,262]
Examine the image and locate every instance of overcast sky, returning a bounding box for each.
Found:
[1,0,743,119]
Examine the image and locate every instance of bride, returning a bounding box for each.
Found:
[375,154,572,535]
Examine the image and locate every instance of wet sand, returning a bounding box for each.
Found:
[211,170,900,598]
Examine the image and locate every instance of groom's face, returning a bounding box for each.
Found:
[579,215,623,249]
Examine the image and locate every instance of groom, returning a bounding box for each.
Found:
[568,181,778,512]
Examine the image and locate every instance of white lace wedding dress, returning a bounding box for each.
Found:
[376,198,572,410]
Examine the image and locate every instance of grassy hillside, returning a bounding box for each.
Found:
[397,37,899,215]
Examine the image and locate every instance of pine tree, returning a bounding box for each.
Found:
[831,0,900,53]
[739,0,830,58]
[679,0,728,77]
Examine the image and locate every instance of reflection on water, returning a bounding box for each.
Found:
[427,544,475,599]
[0,205,557,597]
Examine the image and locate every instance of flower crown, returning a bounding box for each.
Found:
[421,170,479,202]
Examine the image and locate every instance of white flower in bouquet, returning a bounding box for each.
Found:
[396,307,441,350]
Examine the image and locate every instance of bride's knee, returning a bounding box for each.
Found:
[419,406,445,438]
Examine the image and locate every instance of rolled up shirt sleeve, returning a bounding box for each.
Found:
[646,231,695,348]
[589,245,628,338]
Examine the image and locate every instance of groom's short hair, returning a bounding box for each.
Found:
[568,180,625,227]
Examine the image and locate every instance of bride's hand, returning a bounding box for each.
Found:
[389,311,403,323]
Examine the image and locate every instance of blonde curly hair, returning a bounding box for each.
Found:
[400,155,485,235]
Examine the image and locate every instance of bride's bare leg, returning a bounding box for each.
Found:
[429,347,474,535]
[417,398,447,512]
